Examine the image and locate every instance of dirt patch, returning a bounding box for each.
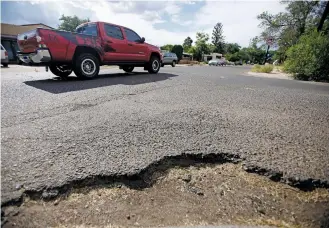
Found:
[2,163,329,228]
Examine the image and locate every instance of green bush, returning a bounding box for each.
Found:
[251,64,274,73]
[284,30,329,82]
[171,45,184,61]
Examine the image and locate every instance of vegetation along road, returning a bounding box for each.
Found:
[1,65,329,227]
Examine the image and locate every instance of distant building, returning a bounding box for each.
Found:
[203,53,222,62]
[182,52,193,61]
[1,23,53,63]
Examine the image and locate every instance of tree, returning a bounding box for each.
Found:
[284,30,329,81]
[171,45,184,61]
[194,32,210,61]
[257,1,321,56]
[183,37,193,51]
[224,43,240,54]
[226,53,240,62]
[207,44,216,53]
[58,15,90,32]
[187,46,196,59]
[317,1,329,32]
[161,44,173,51]
[211,22,225,53]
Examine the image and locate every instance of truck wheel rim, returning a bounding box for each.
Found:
[152,60,159,71]
[81,59,96,76]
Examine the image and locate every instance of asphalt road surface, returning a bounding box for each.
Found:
[1,65,329,205]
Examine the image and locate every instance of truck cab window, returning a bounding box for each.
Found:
[124,28,141,42]
[104,24,124,40]
[76,24,98,36]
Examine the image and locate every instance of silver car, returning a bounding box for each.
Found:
[161,52,178,67]
[1,44,9,67]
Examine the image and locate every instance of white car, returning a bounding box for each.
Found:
[1,44,9,67]
[208,59,226,66]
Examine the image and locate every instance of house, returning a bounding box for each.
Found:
[1,23,54,63]
[203,53,222,62]
[182,52,193,61]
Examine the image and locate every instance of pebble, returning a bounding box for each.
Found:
[188,186,204,196]
[15,184,22,190]
[53,199,59,206]
[42,189,59,199]
[182,174,192,183]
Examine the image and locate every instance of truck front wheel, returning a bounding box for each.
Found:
[147,56,160,74]
[49,64,72,78]
[73,53,100,80]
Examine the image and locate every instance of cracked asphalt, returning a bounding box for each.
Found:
[1,65,329,205]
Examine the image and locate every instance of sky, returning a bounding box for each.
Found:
[1,0,286,47]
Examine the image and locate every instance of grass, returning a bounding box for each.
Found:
[251,64,274,73]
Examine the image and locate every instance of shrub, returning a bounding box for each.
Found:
[251,64,274,73]
[284,30,329,82]
[171,45,184,61]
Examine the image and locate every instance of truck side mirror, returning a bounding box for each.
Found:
[140,37,145,43]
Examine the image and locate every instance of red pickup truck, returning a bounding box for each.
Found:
[17,22,162,79]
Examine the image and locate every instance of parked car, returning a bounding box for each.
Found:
[234,60,243,65]
[208,59,220,66]
[1,44,9,67]
[161,52,177,67]
[17,22,162,79]
[208,59,226,66]
[218,59,227,66]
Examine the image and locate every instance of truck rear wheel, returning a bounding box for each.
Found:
[73,53,99,80]
[147,55,160,74]
[49,64,72,78]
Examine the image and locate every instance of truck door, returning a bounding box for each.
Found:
[102,23,128,62]
[122,28,147,62]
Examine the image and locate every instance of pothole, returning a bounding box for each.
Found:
[3,163,329,228]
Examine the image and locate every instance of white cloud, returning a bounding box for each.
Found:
[3,0,287,47]
[43,1,192,46]
[193,1,286,46]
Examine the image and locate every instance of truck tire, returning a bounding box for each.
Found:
[49,65,72,78]
[73,53,99,80]
[171,61,176,67]
[122,66,134,73]
[2,63,8,67]
[148,55,160,74]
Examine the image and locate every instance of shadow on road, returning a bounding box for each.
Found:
[24,72,178,94]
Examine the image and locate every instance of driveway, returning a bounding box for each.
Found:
[1,65,329,206]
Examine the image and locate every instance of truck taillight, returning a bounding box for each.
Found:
[36,35,42,43]
[5,51,8,56]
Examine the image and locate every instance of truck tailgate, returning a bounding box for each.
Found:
[17,29,39,53]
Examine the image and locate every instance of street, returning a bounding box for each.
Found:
[1,65,329,226]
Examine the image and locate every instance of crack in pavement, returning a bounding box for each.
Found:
[2,152,328,207]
